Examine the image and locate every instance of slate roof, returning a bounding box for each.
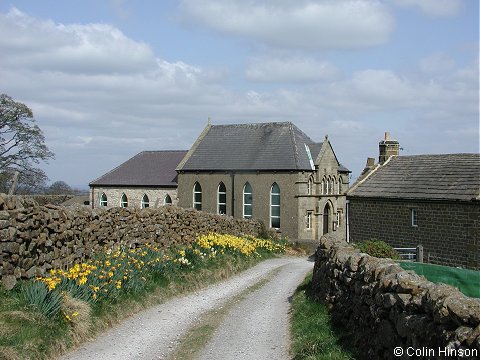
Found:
[178,122,322,171]
[348,154,480,202]
[90,150,187,187]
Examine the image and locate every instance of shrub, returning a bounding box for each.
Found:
[353,239,400,260]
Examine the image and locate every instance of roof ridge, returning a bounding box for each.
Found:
[210,121,292,128]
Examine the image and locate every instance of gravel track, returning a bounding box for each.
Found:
[59,257,313,360]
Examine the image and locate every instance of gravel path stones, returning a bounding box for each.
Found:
[60,257,313,360]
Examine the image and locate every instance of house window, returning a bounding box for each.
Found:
[193,182,202,210]
[141,194,149,208]
[121,193,128,208]
[411,209,418,227]
[270,183,280,229]
[217,182,227,214]
[306,211,313,230]
[164,194,172,205]
[243,182,253,219]
[100,193,107,207]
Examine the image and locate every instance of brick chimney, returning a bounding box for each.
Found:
[379,132,400,164]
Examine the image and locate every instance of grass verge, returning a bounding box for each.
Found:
[290,272,355,360]
[0,234,286,360]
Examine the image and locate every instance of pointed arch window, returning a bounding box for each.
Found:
[243,182,253,219]
[164,194,172,205]
[100,192,107,207]
[141,194,149,208]
[193,182,202,210]
[217,182,227,214]
[270,183,281,229]
[121,193,128,208]
[307,176,314,195]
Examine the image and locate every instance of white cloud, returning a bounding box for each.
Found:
[246,56,338,83]
[389,0,464,17]
[179,0,395,49]
[0,8,156,74]
[419,53,456,74]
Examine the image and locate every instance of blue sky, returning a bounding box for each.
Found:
[0,0,478,187]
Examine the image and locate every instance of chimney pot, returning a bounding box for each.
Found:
[384,132,390,140]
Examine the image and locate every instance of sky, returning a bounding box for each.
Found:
[0,0,478,188]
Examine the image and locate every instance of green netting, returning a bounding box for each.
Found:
[398,261,480,299]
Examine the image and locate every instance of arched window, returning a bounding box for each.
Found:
[217,182,227,214]
[193,182,202,210]
[121,193,128,208]
[329,177,334,194]
[100,192,107,207]
[337,177,342,194]
[164,194,172,205]
[307,176,313,195]
[270,183,280,229]
[243,182,253,219]
[325,179,330,195]
[141,194,149,208]
[320,180,325,195]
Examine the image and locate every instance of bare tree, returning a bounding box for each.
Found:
[0,94,54,193]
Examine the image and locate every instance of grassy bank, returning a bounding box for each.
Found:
[290,273,355,360]
[0,234,285,360]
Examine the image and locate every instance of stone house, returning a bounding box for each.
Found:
[89,150,187,209]
[176,122,350,240]
[347,133,480,270]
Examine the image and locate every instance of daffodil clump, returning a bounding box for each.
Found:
[195,233,285,257]
[29,233,284,321]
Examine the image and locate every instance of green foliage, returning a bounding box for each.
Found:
[353,239,400,260]
[290,273,354,360]
[20,281,62,318]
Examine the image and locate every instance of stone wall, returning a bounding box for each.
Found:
[0,194,262,288]
[312,234,480,360]
[348,198,479,270]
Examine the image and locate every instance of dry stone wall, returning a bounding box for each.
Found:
[0,194,262,288]
[312,234,480,360]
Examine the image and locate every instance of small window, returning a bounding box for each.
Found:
[100,193,107,207]
[411,209,418,227]
[121,193,128,208]
[329,177,334,194]
[243,182,253,219]
[270,183,281,229]
[141,194,149,208]
[320,180,325,195]
[306,211,313,229]
[164,194,172,205]
[217,182,227,214]
[193,182,202,210]
[338,178,342,194]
